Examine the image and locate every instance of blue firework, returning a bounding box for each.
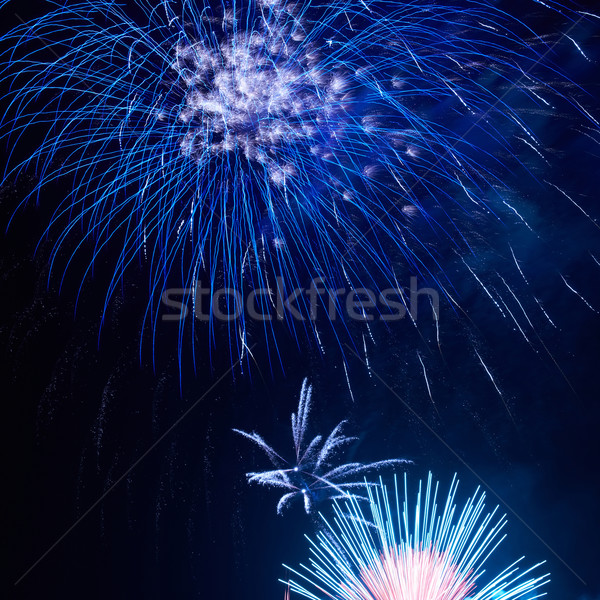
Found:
[0,0,595,362]
[233,378,408,513]
[283,473,549,600]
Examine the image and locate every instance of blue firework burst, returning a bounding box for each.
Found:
[0,0,595,364]
[283,473,549,600]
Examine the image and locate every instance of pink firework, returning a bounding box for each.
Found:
[283,474,549,600]
[344,547,475,600]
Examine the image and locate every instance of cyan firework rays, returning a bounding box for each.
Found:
[234,378,408,513]
[0,0,595,361]
[284,473,549,600]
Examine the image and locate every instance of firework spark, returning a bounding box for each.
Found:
[284,473,549,600]
[234,378,408,513]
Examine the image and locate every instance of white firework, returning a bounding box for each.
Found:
[234,378,409,513]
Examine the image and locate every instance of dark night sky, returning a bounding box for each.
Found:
[3,1,600,599]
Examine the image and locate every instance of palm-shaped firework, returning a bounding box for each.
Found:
[234,379,408,513]
[284,473,549,600]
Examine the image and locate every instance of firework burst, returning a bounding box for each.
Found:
[234,378,408,513]
[284,473,549,600]
[0,0,596,366]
